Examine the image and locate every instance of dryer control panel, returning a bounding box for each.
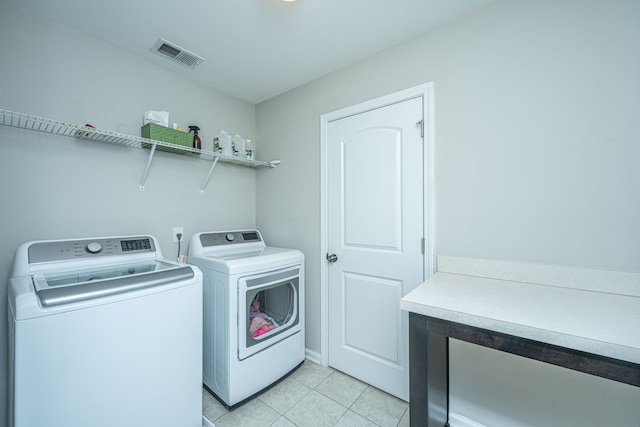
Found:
[199,230,262,247]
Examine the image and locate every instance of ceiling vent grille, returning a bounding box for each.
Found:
[151,38,204,70]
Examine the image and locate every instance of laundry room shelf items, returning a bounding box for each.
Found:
[0,108,278,194]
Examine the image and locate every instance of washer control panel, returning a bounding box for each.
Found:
[28,236,155,263]
[86,241,103,254]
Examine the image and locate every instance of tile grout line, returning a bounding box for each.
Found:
[204,361,408,427]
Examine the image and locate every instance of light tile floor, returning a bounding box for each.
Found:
[202,360,410,427]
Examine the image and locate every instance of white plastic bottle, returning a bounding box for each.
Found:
[244,139,255,160]
[217,130,231,156]
[232,134,245,158]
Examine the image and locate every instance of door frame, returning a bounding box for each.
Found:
[319,83,435,366]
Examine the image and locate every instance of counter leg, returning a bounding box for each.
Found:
[409,313,449,427]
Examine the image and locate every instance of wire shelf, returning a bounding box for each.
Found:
[0,108,275,168]
[0,108,278,193]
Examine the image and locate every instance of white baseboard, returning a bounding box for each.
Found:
[305,348,323,365]
[449,412,486,427]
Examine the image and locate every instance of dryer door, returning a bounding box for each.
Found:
[238,266,301,360]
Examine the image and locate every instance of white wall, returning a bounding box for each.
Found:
[0,4,258,426]
[256,0,640,425]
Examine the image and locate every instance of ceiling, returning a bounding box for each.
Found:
[8,0,494,104]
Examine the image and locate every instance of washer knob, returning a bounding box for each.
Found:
[86,241,103,254]
[225,233,235,242]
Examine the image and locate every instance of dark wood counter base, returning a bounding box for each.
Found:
[408,313,640,427]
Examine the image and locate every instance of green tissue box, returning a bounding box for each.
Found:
[141,123,193,154]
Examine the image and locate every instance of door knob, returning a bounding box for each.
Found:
[326,253,338,263]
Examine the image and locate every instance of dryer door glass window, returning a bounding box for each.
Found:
[239,267,301,360]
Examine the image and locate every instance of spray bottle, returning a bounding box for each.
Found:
[189,125,201,150]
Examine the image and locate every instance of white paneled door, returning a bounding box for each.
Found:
[326,95,425,400]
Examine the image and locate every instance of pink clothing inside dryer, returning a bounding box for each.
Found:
[249,299,276,337]
[250,317,275,337]
[250,300,269,320]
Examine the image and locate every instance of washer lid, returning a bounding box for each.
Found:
[32,260,194,307]
[188,246,304,274]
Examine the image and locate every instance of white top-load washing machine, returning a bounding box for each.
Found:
[8,235,204,427]
[188,230,305,408]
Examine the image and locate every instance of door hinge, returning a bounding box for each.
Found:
[416,120,424,138]
[421,237,425,254]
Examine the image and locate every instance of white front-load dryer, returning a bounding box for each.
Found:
[188,230,305,408]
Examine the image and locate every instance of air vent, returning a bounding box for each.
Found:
[150,38,204,70]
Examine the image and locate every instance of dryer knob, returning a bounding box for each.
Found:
[225,233,235,242]
[86,241,103,254]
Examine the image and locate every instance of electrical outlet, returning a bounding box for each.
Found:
[173,227,184,243]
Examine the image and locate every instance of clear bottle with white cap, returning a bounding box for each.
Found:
[244,139,255,160]
[217,130,231,156]
[232,134,245,158]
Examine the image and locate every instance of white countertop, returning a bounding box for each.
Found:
[401,257,640,364]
